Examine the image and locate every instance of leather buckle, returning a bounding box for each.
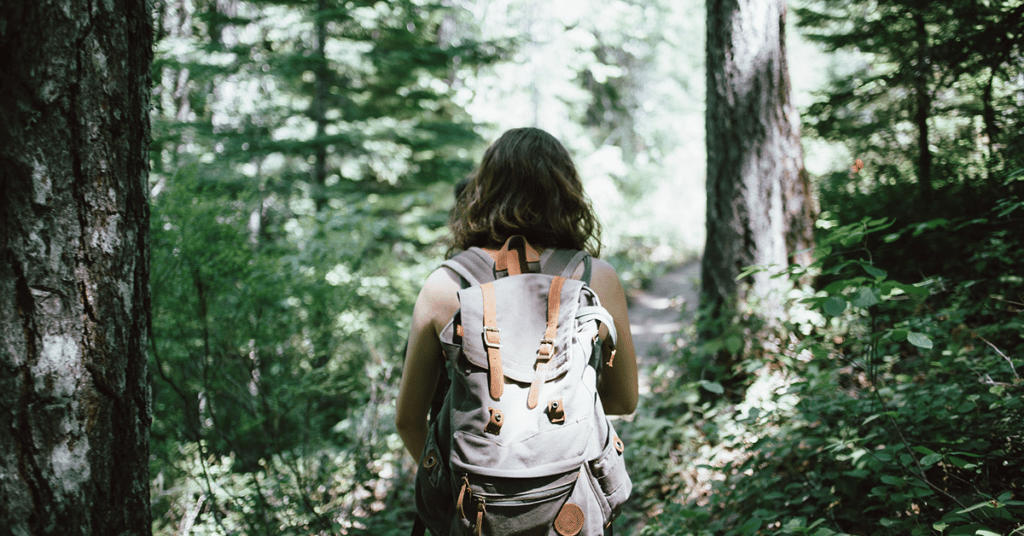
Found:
[483,326,501,348]
[547,398,565,424]
[485,407,504,435]
[538,338,555,358]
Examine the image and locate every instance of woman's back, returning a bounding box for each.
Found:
[396,127,638,535]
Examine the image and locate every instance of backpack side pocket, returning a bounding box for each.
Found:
[584,427,632,524]
[416,428,455,536]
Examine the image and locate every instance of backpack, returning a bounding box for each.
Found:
[413,235,632,536]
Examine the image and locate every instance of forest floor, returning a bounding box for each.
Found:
[625,260,701,396]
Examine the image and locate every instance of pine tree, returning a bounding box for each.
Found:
[796,0,1024,199]
[147,0,507,531]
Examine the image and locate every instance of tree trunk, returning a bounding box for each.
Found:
[311,0,331,211]
[0,0,153,534]
[912,12,933,201]
[702,0,815,347]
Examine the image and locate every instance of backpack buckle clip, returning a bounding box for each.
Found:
[485,407,504,435]
[483,326,501,348]
[547,398,565,424]
[538,338,555,358]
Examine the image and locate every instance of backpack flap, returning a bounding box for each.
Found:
[449,273,599,479]
[457,274,585,385]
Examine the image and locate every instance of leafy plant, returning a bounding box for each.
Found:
[621,195,1024,535]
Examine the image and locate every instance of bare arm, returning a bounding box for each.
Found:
[586,258,639,415]
[395,267,460,461]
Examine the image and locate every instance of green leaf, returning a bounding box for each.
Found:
[955,402,976,413]
[736,516,763,536]
[957,501,994,514]
[889,329,909,342]
[948,456,974,469]
[863,411,897,425]
[823,296,848,316]
[700,380,724,395]
[851,287,880,308]
[880,475,904,486]
[907,332,933,349]
[898,282,931,297]
[920,453,943,466]
[736,265,765,280]
[725,335,744,354]
[948,525,987,535]
[864,264,887,278]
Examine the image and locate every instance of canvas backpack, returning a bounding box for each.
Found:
[413,235,632,536]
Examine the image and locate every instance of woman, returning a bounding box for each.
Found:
[396,126,638,463]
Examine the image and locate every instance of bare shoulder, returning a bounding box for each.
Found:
[586,257,626,296]
[424,264,462,292]
[589,257,620,281]
[414,265,462,333]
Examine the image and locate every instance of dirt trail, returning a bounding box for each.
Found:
[625,261,701,394]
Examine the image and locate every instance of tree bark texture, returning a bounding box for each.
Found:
[0,0,153,534]
[702,0,815,321]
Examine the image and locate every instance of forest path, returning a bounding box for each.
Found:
[625,260,701,395]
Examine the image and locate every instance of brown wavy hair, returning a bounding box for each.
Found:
[448,128,602,256]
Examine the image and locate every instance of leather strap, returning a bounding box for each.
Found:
[481,282,503,400]
[543,276,565,351]
[475,500,485,536]
[494,235,540,276]
[527,276,565,409]
[526,362,548,410]
[456,476,470,520]
[445,242,589,286]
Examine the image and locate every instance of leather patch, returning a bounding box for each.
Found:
[484,407,504,435]
[547,398,565,424]
[422,450,439,469]
[553,502,584,536]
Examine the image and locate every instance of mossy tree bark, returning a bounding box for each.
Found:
[701,0,816,378]
[0,0,153,533]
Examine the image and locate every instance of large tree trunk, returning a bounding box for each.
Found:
[702,0,815,348]
[0,0,153,534]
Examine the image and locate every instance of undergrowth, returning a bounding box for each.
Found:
[618,185,1024,535]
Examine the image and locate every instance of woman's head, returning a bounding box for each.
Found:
[448,128,602,256]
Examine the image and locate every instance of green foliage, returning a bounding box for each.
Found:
[148,162,446,534]
[795,0,1024,194]
[147,0,495,532]
[621,192,1024,535]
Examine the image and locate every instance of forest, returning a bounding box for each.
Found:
[0,0,1021,534]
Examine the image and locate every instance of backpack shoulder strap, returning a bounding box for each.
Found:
[542,249,593,284]
[441,248,495,287]
[444,246,592,285]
